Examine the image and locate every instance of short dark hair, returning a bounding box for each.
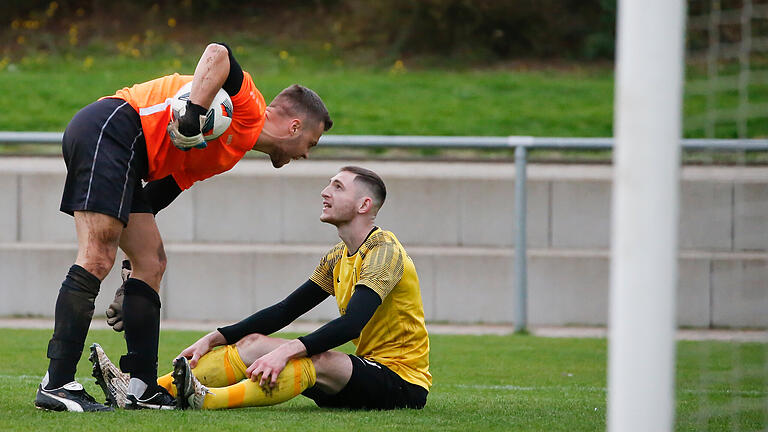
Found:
[340,166,386,209]
[271,84,333,131]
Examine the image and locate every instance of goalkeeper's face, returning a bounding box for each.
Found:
[320,171,364,225]
[269,119,324,168]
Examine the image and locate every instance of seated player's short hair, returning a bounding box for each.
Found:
[271,84,333,131]
[340,166,387,209]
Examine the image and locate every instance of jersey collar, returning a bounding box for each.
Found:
[346,226,380,257]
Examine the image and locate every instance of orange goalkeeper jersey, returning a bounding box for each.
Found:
[105,71,266,190]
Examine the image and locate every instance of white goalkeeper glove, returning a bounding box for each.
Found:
[168,100,208,151]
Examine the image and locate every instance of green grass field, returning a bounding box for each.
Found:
[0,53,615,137]
[0,329,765,431]
[1,47,766,140]
[3,53,767,164]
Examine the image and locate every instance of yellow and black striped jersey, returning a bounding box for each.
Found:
[310,227,431,390]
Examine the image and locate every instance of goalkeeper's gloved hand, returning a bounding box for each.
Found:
[105,260,131,332]
[168,100,208,151]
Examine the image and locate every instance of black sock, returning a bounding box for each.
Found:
[46,265,101,389]
[120,278,161,385]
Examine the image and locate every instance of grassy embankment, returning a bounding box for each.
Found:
[0,44,766,162]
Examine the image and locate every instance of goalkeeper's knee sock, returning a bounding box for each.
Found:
[202,358,316,410]
[157,344,248,396]
[120,279,161,390]
[46,265,101,389]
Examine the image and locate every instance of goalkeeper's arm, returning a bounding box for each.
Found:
[180,42,242,131]
[170,42,241,149]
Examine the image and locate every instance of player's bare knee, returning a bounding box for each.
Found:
[87,220,122,245]
[81,238,119,275]
[156,244,167,275]
[143,259,165,288]
[309,351,337,372]
[79,253,115,280]
[141,247,166,282]
[235,333,266,350]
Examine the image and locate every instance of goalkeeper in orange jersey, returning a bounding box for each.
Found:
[36,42,332,412]
[90,166,431,410]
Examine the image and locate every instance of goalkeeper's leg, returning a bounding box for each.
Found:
[118,213,175,409]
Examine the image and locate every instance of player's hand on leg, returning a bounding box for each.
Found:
[178,331,226,368]
[105,259,131,332]
[246,349,289,388]
[178,344,207,369]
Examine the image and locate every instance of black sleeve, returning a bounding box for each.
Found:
[297,285,382,357]
[142,175,182,215]
[217,280,329,345]
[213,42,244,97]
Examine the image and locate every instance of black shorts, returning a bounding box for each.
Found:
[60,97,153,226]
[302,355,428,410]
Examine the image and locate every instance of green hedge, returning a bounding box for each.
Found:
[4,0,617,61]
[336,0,616,60]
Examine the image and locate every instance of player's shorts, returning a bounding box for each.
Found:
[60,97,153,226]
[302,355,428,410]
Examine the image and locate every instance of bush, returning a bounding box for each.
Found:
[334,0,617,60]
[2,0,618,62]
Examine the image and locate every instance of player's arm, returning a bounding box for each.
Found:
[217,280,329,343]
[215,42,244,97]
[178,280,329,367]
[297,286,381,356]
[245,285,382,386]
[169,42,236,148]
[187,43,229,107]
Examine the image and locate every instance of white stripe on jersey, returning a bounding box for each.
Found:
[138,98,174,116]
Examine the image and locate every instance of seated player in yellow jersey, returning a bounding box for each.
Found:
[90,166,431,410]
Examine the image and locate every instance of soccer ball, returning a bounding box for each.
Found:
[171,82,233,142]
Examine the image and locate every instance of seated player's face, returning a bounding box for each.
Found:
[320,171,361,225]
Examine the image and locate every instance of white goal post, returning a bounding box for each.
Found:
[608,0,686,431]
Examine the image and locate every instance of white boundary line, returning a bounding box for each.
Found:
[445,384,768,397]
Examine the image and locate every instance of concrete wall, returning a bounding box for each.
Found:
[0,157,766,327]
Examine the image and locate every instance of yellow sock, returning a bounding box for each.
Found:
[193,345,249,387]
[202,358,316,410]
[156,344,248,396]
[157,372,176,396]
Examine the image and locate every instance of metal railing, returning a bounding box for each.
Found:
[2,131,768,332]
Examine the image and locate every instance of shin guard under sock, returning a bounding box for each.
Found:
[46,265,101,389]
[120,278,161,387]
